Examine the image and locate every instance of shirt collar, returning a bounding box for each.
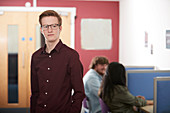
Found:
[54,39,63,52]
[41,39,63,54]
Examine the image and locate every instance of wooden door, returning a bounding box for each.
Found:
[0,12,28,108]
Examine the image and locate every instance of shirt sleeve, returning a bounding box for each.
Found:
[30,54,39,113]
[117,89,147,107]
[69,51,85,113]
[86,78,101,113]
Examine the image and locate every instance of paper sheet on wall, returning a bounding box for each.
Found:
[81,19,112,50]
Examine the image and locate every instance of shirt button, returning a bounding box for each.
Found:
[45,92,48,95]
[48,68,50,70]
[49,55,51,58]
[46,80,49,83]
[44,105,47,107]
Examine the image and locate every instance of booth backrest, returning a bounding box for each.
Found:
[154,77,170,113]
[126,70,170,100]
[125,66,155,71]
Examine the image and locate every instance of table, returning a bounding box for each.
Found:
[140,105,153,113]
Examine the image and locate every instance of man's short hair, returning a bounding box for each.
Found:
[39,10,62,27]
[89,56,109,69]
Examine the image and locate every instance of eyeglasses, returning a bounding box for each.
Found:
[42,24,60,31]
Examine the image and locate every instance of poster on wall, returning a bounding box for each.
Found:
[81,19,112,50]
[166,30,170,49]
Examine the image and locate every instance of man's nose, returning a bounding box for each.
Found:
[48,25,53,32]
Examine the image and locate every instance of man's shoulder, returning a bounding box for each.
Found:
[83,70,99,81]
[61,44,79,56]
[61,44,75,52]
[32,47,43,58]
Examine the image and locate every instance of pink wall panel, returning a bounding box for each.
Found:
[0,0,33,6]
[0,0,119,75]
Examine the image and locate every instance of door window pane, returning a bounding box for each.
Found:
[8,25,18,103]
[36,25,45,50]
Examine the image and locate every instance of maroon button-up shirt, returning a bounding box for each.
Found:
[30,40,85,113]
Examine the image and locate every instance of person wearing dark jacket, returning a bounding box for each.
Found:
[98,62,153,113]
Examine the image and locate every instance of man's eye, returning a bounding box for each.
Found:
[43,25,48,28]
[53,25,57,27]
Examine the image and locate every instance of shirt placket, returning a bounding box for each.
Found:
[43,54,52,109]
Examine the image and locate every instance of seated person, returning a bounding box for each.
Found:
[83,56,109,113]
[98,62,153,113]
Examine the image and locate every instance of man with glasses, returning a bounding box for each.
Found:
[30,10,85,113]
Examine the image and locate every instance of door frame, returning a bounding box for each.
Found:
[0,6,76,49]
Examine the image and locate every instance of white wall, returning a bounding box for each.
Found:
[119,0,170,69]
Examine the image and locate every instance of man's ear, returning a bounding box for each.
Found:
[59,26,62,32]
[40,27,43,34]
[40,27,46,36]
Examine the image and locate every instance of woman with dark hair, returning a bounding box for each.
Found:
[98,62,153,113]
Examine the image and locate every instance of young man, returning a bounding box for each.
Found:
[30,10,85,113]
[83,56,109,113]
